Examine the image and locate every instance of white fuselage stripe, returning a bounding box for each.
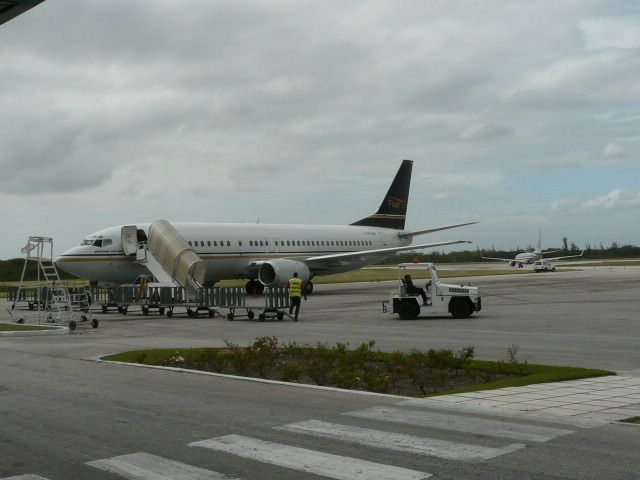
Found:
[86,452,236,480]
[276,420,524,461]
[190,434,431,480]
[345,407,574,442]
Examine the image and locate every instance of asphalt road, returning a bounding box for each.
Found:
[1,266,639,479]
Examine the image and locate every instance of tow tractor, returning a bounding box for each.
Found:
[383,263,481,320]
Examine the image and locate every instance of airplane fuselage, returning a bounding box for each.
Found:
[513,252,539,265]
[57,222,411,285]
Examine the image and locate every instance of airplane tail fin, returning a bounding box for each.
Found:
[350,159,412,230]
[535,229,543,254]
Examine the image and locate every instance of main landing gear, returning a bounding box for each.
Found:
[245,279,264,295]
[244,279,314,295]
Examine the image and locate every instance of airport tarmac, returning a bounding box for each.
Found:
[1,266,639,479]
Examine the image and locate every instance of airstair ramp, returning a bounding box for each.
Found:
[147,220,206,288]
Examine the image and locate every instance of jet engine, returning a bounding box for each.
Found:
[509,261,517,267]
[258,259,311,287]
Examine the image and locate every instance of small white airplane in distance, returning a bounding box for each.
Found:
[481,230,583,268]
[57,160,476,293]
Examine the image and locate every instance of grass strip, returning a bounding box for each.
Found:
[103,340,613,397]
[620,416,640,424]
[0,323,55,332]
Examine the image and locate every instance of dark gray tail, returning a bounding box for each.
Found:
[351,159,412,230]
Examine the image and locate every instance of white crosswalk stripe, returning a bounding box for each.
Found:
[190,434,432,480]
[276,419,525,461]
[1,476,50,480]
[86,452,239,480]
[345,407,574,442]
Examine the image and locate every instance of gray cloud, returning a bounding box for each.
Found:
[0,0,638,256]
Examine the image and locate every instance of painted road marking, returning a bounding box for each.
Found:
[345,407,574,442]
[190,434,431,480]
[87,452,238,480]
[276,419,525,461]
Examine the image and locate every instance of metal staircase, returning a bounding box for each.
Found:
[8,236,97,330]
[134,220,206,294]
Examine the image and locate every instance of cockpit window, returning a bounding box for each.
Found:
[102,239,112,247]
[81,239,92,246]
[93,239,103,247]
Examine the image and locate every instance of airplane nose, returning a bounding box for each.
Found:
[55,247,80,277]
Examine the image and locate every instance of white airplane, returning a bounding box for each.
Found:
[481,230,583,268]
[57,160,476,293]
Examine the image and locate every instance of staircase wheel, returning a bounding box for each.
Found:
[247,310,255,320]
[68,320,77,331]
[227,313,234,321]
[92,318,99,329]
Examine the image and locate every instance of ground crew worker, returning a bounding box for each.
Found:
[138,275,148,300]
[286,272,305,321]
[403,274,428,305]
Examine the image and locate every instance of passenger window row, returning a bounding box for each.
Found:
[186,239,374,248]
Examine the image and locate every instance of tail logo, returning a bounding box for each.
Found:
[387,196,406,210]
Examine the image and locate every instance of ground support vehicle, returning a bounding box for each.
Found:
[90,285,119,314]
[224,287,291,321]
[7,236,98,331]
[533,259,556,272]
[95,285,292,321]
[383,263,481,320]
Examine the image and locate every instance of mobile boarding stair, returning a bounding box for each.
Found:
[117,220,206,316]
[8,236,98,331]
[106,221,294,320]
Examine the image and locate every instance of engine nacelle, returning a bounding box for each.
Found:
[509,261,517,267]
[258,259,311,287]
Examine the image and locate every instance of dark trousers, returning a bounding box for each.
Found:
[407,287,427,304]
[289,296,301,320]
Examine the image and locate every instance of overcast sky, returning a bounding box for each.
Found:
[1,0,639,258]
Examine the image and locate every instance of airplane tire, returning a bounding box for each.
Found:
[277,311,284,321]
[304,282,314,295]
[398,301,418,320]
[68,320,77,331]
[259,313,266,322]
[450,298,472,318]
[102,305,108,314]
[227,313,234,321]
[245,280,264,295]
[248,310,255,320]
[92,318,99,328]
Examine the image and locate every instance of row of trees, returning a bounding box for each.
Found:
[0,241,637,282]
[379,242,640,265]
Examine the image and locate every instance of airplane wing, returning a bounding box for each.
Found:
[304,240,472,272]
[397,222,477,238]
[481,255,513,262]
[543,251,584,262]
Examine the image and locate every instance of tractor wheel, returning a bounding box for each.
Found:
[450,298,472,318]
[398,301,418,320]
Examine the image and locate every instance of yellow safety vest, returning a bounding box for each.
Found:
[288,277,303,297]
